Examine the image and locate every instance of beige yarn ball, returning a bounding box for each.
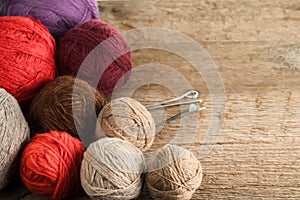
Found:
[146,145,203,200]
[80,137,145,199]
[96,97,155,152]
[0,88,29,189]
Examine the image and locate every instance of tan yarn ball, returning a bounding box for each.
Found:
[146,145,203,200]
[80,137,145,199]
[0,88,29,189]
[96,97,155,152]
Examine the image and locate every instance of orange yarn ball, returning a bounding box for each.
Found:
[20,131,85,199]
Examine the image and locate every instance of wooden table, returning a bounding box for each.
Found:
[1,0,300,199]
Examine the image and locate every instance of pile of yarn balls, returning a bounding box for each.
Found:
[0,0,203,199]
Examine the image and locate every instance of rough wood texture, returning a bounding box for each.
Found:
[1,0,300,199]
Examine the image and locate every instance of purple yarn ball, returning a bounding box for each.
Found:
[4,0,99,38]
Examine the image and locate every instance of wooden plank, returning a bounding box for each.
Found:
[2,0,300,199]
[97,1,300,199]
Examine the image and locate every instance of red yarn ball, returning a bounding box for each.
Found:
[20,131,85,200]
[0,16,56,102]
[58,19,132,95]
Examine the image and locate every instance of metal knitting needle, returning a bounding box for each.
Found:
[147,99,203,110]
[156,104,206,127]
[146,90,199,110]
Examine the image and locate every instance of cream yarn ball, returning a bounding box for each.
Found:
[80,137,145,199]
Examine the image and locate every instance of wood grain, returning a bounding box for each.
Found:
[98,1,300,199]
[2,0,300,199]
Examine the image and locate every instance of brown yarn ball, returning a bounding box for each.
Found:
[146,145,203,200]
[80,137,145,199]
[28,76,106,141]
[96,97,155,152]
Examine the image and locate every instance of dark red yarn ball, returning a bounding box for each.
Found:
[0,16,56,102]
[58,19,132,95]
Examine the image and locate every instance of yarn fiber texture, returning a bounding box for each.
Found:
[5,0,99,39]
[96,97,155,152]
[20,131,85,200]
[28,76,106,141]
[146,145,203,200]
[58,19,132,95]
[80,137,145,200]
[0,88,29,189]
[0,16,56,102]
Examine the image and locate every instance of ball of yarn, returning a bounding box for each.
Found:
[96,97,155,152]
[0,88,29,189]
[5,0,99,38]
[0,16,56,102]
[28,76,106,141]
[20,131,85,199]
[146,145,203,200]
[81,137,145,199]
[58,19,132,95]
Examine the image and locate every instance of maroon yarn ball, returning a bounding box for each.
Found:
[58,20,132,95]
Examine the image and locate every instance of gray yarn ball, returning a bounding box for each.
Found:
[80,138,145,200]
[0,88,29,189]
